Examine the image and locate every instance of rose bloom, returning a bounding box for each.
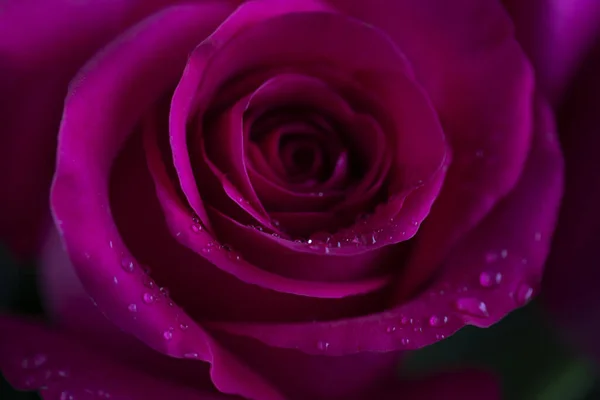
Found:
[0,1,564,399]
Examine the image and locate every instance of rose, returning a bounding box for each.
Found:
[504,0,600,363]
[0,0,563,399]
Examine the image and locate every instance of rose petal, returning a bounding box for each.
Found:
[328,0,535,297]
[209,98,563,354]
[168,0,332,232]
[0,317,232,400]
[145,120,393,301]
[206,205,398,282]
[50,5,284,399]
[175,8,446,269]
[503,0,600,103]
[0,0,187,256]
[211,330,399,400]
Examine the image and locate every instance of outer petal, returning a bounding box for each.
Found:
[327,0,534,297]
[50,5,283,399]
[503,0,600,103]
[211,331,398,400]
[209,98,563,355]
[0,317,232,400]
[543,43,600,363]
[0,0,189,256]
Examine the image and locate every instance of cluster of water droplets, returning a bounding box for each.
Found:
[58,389,112,400]
[17,353,73,392]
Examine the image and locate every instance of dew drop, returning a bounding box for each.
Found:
[183,352,199,359]
[179,323,189,330]
[113,276,119,285]
[401,316,413,325]
[316,340,330,351]
[385,325,397,333]
[57,369,69,378]
[60,391,74,400]
[201,247,211,255]
[479,271,502,288]
[191,224,202,233]
[455,297,489,318]
[429,315,448,327]
[33,354,47,367]
[369,233,377,244]
[401,338,410,345]
[515,283,534,306]
[121,257,135,272]
[128,303,137,312]
[163,331,173,341]
[143,278,155,289]
[142,293,155,304]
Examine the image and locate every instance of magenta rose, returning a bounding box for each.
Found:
[505,0,600,363]
[0,0,563,399]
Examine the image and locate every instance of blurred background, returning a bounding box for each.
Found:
[1,244,598,400]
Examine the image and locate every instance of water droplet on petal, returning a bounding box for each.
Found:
[401,338,410,345]
[142,293,155,304]
[386,325,396,333]
[429,315,448,327]
[113,276,118,285]
[401,316,413,325]
[201,247,211,255]
[143,277,155,289]
[316,340,330,351]
[60,391,74,400]
[183,352,199,359]
[57,369,69,378]
[534,232,542,241]
[191,224,202,233]
[33,354,47,367]
[515,283,534,306]
[121,257,135,272]
[179,323,189,330]
[163,331,173,340]
[479,271,502,287]
[128,303,137,312]
[455,297,489,318]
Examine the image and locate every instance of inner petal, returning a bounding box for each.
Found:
[280,134,324,180]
